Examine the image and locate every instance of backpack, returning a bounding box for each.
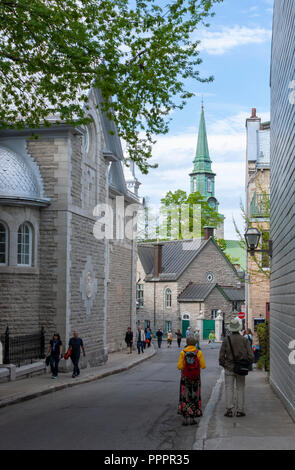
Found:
[183,350,200,380]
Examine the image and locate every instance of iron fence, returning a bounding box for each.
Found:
[0,326,45,366]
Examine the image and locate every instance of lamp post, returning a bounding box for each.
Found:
[244,227,272,257]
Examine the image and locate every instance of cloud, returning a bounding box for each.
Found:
[196,26,272,55]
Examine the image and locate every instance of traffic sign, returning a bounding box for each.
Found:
[238,311,245,320]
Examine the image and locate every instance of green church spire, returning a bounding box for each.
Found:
[190,105,217,209]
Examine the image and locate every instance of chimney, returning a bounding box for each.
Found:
[154,243,164,278]
[204,227,214,240]
[251,108,257,118]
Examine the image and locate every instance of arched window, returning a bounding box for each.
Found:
[165,288,172,308]
[0,222,8,265]
[17,223,32,266]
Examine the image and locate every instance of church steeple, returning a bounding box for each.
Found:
[190,105,217,209]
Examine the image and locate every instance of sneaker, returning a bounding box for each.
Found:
[51,375,57,379]
[72,374,76,378]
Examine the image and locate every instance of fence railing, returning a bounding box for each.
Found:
[0,327,45,367]
[250,192,270,218]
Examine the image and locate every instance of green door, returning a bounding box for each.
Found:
[182,320,190,338]
[203,320,215,340]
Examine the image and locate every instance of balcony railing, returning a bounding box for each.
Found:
[250,192,270,218]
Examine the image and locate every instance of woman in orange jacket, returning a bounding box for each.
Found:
[177,335,206,426]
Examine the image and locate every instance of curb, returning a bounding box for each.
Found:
[0,348,156,410]
[193,369,224,450]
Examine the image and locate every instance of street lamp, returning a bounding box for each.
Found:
[244,227,272,257]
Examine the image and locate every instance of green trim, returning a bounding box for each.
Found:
[215,284,232,302]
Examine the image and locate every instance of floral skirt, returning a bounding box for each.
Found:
[177,375,202,418]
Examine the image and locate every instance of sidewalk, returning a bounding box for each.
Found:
[0,345,156,409]
[194,368,295,450]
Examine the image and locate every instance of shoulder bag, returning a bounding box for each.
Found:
[228,336,250,376]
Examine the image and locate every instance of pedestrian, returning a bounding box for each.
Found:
[244,328,254,371]
[185,326,191,338]
[167,330,173,348]
[156,329,163,348]
[69,331,86,378]
[145,328,152,348]
[177,335,206,426]
[176,329,182,348]
[46,333,63,379]
[137,326,145,354]
[125,327,133,354]
[194,329,200,350]
[219,317,254,417]
[208,330,216,349]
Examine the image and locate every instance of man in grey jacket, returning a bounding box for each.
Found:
[219,317,254,417]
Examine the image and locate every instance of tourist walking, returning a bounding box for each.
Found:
[219,318,254,417]
[194,329,200,350]
[145,328,152,348]
[137,326,145,354]
[176,329,182,348]
[156,329,163,348]
[209,330,216,349]
[69,331,86,378]
[125,327,133,354]
[185,326,191,337]
[46,333,63,379]
[167,330,173,348]
[177,335,206,426]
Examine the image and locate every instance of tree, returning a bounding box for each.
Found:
[233,189,270,280]
[159,189,223,240]
[0,0,222,173]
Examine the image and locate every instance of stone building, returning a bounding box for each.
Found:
[136,229,244,339]
[270,0,295,421]
[0,88,140,366]
[245,108,270,337]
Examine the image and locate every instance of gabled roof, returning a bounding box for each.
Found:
[178,282,216,302]
[178,283,245,303]
[138,237,240,282]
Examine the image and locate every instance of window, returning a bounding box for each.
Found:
[211,309,219,319]
[193,179,197,192]
[136,284,144,308]
[17,223,32,266]
[207,178,212,193]
[165,321,171,333]
[0,222,8,265]
[165,288,172,308]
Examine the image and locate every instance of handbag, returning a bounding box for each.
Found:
[64,348,71,360]
[228,336,250,376]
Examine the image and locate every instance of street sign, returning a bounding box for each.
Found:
[238,311,245,320]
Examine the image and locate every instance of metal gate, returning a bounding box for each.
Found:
[203,320,215,340]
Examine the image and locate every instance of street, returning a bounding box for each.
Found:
[0,341,221,450]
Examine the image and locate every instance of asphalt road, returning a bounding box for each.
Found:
[0,341,221,450]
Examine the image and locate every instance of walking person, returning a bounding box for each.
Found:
[46,333,63,379]
[219,318,254,417]
[194,329,200,350]
[137,326,145,354]
[69,331,86,378]
[209,330,216,349]
[185,326,191,338]
[244,328,254,371]
[177,335,206,426]
[125,327,133,354]
[145,328,152,348]
[156,329,163,348]
[176,329,182,348]
[167,330,173,348]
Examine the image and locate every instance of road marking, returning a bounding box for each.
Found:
[193,369,224,450]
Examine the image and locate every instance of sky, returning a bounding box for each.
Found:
[133,0,273,240]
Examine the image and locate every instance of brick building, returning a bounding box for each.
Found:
[136,230,244,339]
[245,108,270,337]
[0,88,139,366]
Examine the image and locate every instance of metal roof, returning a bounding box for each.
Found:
[178,283,216,302]
[220,286,245,302]
[138,239,208,281]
